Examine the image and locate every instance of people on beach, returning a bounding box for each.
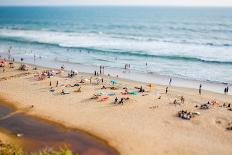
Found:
[100,66,102,74]
[61,65,65,71]
[180,96,185,104]
[165,87,168,94]
[169,78,172,86]
[56,80,59,87]
[114,97,118,104]
[199,84,202,95]
[224,87,227,94]
[224,86,229,94]
[139,86,145,93]
[119,98,124,104]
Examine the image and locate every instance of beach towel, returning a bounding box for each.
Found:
[99,96,109,101]
[129,91,137,95]
[108,93,116,96]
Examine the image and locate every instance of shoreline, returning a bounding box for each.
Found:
[0,61,232,155]
[20,56,232,95]
[0,51,231,95]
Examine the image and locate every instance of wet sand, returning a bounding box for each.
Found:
[0,62,232,155]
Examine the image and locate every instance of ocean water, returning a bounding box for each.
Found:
[0,6,232,84]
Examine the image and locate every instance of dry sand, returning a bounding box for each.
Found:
[0,62,232,155]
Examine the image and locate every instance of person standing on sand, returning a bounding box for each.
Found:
[169,78,172,86]
[49,81,52,87]
[224,87,227,94]
[199,84,202,95]
[100,65,102,74]
[165,87,168,94]
[56,81,59,87]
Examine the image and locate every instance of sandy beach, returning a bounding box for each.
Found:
[0,62,232,155]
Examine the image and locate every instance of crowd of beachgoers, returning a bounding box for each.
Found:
[0,54,232,155]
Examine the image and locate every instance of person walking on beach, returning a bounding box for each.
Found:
[56,81,59,87]
[169,78,172,86]
[165,87,168,94]
[100,65,102,74]
[224,87,227,94]
[49,81,52,87]
[94,70,97,76]
[199,84,202,95]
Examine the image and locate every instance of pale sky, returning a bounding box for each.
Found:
[0,0,232,6]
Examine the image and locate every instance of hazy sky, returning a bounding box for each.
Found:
[0,0,232,6]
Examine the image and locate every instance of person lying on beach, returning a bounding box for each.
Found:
[178,110,193,120]
[91,94,101,99]
[123,97,130,101]
[110,86,118,90]
[101,85,107,89]
[61,89,70,95]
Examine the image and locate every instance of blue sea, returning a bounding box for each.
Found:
[0,6,232,85]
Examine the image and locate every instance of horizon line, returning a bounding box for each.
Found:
[0,4,232,7]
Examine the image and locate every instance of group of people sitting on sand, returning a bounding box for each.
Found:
[114,97,130,105]
[178,110,199,120]
[172,96,185,106]
[68,70,77,78]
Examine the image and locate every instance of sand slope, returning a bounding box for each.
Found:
[0,63,231,155]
